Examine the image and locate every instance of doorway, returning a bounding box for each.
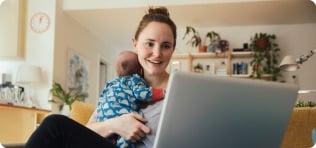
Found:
[99,59,107,94]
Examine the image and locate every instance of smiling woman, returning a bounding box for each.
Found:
[0,0,26,59]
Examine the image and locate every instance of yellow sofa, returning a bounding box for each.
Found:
[69,101,316,148]
[281,107,316,148]
[70,101,95,125]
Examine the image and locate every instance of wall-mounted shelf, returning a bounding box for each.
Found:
[170,50,254,78]
[231,74,251,78]
[231,51,253,58]
[172,52,228,59]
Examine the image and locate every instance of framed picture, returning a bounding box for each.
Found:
[67,49,89,98]
[0,0,27,58]
[205,63,215,75]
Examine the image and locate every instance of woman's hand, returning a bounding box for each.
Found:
[86,112,150,142]
[111,113,151,142]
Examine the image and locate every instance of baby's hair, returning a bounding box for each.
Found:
[116,51,141,76]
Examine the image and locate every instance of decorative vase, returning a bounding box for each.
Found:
[207,44,217,53]
[218,40,229,53]
[60,104,71,116]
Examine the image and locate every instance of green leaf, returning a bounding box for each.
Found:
[249,32,282,81]
[50,82,87,106]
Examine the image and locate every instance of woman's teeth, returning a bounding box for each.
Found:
[148,60,161,64]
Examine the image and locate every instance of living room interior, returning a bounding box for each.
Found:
[0,0,316,147]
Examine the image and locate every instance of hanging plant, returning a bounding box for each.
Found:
[250,33,282,81]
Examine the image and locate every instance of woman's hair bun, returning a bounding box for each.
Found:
[147,7,170,17]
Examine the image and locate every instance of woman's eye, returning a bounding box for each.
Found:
[161,43,171,50]
[144,42,154,48]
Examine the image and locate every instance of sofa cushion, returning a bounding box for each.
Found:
[69,101,95,125]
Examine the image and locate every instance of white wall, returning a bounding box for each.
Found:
[63,0,278,10]
[0,0,20,57]
[1,0,113,111]
[178,23,316,101]
[102,23,316,101]
[0,0,56,109]
[53,0,106,108]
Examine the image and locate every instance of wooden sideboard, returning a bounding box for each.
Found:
[0,103,50,144]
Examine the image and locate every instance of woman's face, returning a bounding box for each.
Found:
[133,22,175,75]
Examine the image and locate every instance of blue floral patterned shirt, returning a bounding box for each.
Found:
[96,74,154,148]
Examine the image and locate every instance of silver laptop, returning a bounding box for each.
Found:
[154,72,299,148]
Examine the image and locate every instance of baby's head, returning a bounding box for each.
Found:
[116,51,142,76]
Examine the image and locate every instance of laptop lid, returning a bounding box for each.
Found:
[154,72,298,148]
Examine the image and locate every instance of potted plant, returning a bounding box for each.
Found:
[193,63,204,72]
[295,100,316,108]
[183,26,205,52]
[183,26,223,53]
[249,33,282,81]
[205,31,222,53]
[49,82,87,112]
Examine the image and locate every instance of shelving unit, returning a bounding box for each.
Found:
[170,50,254,78]
[231,74,251,78]
[0,103,50,144]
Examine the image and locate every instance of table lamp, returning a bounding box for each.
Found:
[279,49,316,94]
[16,65,43,107]
[0,0,6,6]
[279,49,315,71]
[281,49,316,146]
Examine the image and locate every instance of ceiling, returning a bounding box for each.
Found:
[65,0,316,47]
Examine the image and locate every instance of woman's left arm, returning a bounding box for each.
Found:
[86,109,114,137]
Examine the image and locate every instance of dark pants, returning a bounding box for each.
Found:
[25,114,116,148]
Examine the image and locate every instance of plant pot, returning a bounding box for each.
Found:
[252,63,263,78]
[218,40,229,52]
[255,39,269,49]
[198,45,207,53]
[59,104,71,116]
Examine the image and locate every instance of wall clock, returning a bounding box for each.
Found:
[30,12,50,33]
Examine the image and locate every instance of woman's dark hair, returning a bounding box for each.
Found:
[134,6,177,48]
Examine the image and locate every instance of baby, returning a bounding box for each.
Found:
[96,51,165,148]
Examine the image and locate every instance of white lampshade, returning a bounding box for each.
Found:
[16,65,43,84]
[0,0,6,6]
[279,55,299,71]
